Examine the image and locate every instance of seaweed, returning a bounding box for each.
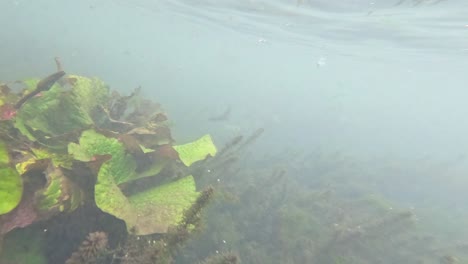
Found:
[176,144,468,264]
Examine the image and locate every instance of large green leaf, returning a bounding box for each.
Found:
[68,130,203,234]
[0,140,9,164]
[0,167,22,215]
[68,129,138,228]
[135,158,168,179]
[94,159,138,231]
[68,75,109,115]
[95,163,199,235]
[174,134,217,166]
[14,83,93,144]
[129,175,199,234]
[68,129,137,184]
[0,141,22,215]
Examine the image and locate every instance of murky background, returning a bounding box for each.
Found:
[1,0,468,262]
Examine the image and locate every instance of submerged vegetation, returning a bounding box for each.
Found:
[0,62,222,263]
[176,148,468,264]
[0,61,466,264]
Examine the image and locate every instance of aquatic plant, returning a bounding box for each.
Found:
[65,231,109,264]
[0,63,219,263]
[176,147,468,264]
[198,252,239,264]
[111,186,216,264]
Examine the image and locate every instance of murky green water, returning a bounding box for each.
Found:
[1,0,468,263]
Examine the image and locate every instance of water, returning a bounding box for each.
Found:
[1,0,468,263]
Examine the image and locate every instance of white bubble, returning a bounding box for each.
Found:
[316,57,327,68]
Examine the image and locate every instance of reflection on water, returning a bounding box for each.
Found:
[115,0,468,56]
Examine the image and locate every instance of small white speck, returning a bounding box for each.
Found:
[217,178,221,182]
[137,236,140,240]
[316,57,327,68]
[222,240,226,244]
[216,250,219,254]
[389,207,393,210]
[207,169,211,173]
[43,229,47,232]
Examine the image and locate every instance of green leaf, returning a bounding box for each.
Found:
[69,129,139,229]
[0,140,22,215]
[31,148,73,169]
[69,130,203,234]
[68,129,137,184]
[0,141,9,165]
[174,134,217,166]
[68,75,110,115]
[37,167,62,211]
[94,159,138,229]
[135,158,168,179]
[15,157,43,176]
[95,164,199,235]
[36,164,83,213]
[128,175,199,234]
[0,167,23,215]
[14,84,93,145]
[21,78,40,91]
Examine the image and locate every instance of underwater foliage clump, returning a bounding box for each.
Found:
[0,65,220,263]
[175,147,468,264]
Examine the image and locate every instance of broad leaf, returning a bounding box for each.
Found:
[0,141,22,215]
[0,167,22,215]
[68,129,137,184]
[174,134,217,167]
[67,75,109,115]
[0,141,9,164]
[128,175,199,234]
[14,83,93,144]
